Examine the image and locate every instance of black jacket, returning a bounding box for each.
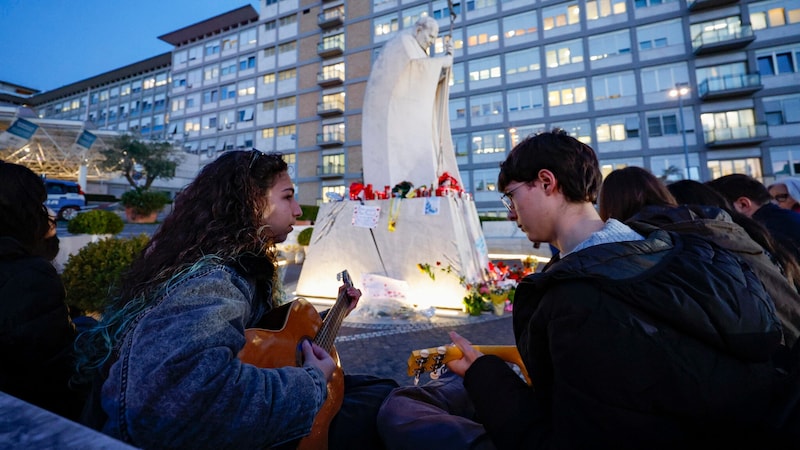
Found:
[628,204,800,348]
[464,230,791,449]
[0,236,84,420]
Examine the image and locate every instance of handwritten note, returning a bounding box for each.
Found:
[352,205,381,229]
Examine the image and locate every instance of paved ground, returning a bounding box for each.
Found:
[281,264,516,387]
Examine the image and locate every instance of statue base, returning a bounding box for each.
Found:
[295,196,488,311]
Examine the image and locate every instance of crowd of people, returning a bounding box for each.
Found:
[3,130,800,448]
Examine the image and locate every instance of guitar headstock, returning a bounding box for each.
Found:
[406,346,462,385]
[337,270,352,288]
[406,344,533,386]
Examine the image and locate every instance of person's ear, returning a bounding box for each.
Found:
[537,169,556,193]
[732,196,754,215]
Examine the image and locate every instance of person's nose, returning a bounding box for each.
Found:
[293,200,303,217]
[507,209,518,221]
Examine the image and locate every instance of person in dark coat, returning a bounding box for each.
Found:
[597,167,800,348]
[0,161,84,421]
[377,130,795,449]
[707,174,800,263]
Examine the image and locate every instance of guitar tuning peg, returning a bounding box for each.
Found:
[430,370,440,380]
[420,349,430,358]
[437,346,446,355]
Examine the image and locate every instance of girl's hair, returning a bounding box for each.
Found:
[74,150,288,383]
[0,161,52,256]
[668,179,800,289]
[598,166,677,221]
[116,150,287,302]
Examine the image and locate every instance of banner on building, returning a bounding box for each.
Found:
[75,130,97,150]
[0,117,39,149]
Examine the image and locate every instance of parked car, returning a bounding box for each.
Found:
[44,179,86,221]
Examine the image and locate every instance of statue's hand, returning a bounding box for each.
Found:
[441,55,453,69]
[445,40,454,56]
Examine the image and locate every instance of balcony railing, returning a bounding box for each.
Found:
[698,73,763,100]
[317,69,345,87]
[692,25,755,55]
[317,100,345,116]
[317,163,345,177]
[317,40,345,57]
[317,131,345,147]
[687,0,739,11]
[318,7,344,29]
[704,124,769,147]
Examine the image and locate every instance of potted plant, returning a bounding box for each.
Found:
[61,234,150,318]
[120,188,170,223]
[66,209,124,239]
[295,226,313,264]
[297,205,319,225]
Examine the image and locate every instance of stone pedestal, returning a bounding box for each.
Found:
[295,196,488,310]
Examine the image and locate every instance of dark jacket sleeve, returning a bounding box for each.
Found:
[0,256,81,419]
[464,354,552,449]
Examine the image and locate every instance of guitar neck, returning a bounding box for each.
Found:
[314,270,353,353]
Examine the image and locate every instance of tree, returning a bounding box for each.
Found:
[660,165,683,182]
[100,134,182,189]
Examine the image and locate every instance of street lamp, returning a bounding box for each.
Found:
[669,83,691,180]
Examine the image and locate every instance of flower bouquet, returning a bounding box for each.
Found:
[418,258,537,316]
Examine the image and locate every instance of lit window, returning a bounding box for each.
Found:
[277,125,297,136]
[503,11,537,42]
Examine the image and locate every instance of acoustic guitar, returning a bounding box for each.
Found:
[407,344,532,386]
[238,270,354,450]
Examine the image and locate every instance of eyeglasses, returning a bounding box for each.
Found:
[774,193,790,203]
[500,183,525,211]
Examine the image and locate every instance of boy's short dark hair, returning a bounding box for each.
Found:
[706,174,772,206]
[498,128,602,203]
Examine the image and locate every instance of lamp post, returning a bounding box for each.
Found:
[669,83,691,180]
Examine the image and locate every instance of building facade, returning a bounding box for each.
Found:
[12,0,800,212]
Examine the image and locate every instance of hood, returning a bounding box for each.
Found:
[628,205,766,257]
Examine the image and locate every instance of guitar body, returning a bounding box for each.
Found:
[238,298,344,450]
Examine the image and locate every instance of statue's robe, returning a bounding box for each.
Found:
[361,30,461,190]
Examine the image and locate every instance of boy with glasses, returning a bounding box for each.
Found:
[377,129,795,449]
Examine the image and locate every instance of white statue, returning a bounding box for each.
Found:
[297,19,490,312]
[361,17,462,191]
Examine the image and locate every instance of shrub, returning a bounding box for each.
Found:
[120,188,170,216]
[297,227,313,246]
[299,205,319,222]
[61,234,150,314]
[66,209,124,235]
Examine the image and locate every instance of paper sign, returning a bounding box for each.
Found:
[352,204,381,229]
[423,197,440,215]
